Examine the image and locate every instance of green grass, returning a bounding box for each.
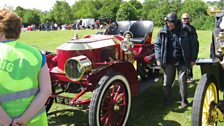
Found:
[18,28,217,126]
[18,30,100,50]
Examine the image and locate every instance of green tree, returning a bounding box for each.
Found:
[179,0,207,19]
[22,9,41,26]
[179,0,208,29]
[14,6,25,18]
[71,0,99,19]
[129,0,143,19]
[129,0,142,10]
[116,2,138,20]
[94,0,104,11]
[142,0,181,26]
[219,0,224,10]
[40,11,54,24]
[52,1,73,24]
[98,0,121,20]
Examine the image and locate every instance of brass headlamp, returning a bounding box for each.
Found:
[120,32,134,63]
[216,32,224,56]
[121,33,134,52]
[64,55,92,81]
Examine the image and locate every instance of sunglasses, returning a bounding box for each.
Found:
[183,18,189,20]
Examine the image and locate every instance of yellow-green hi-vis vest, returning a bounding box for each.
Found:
[0,41,48,126]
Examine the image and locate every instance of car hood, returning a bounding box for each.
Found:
[57,35,115,51]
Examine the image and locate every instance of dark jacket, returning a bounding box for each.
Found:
[154,21,199,68]
[183,23,198,38]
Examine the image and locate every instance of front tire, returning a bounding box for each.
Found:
[89,72,131,126]
[192,74,219,126]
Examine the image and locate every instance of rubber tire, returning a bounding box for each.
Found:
[192,74,218,126]
[89,72,131,126]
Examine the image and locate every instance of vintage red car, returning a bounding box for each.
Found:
[45,20,161,126]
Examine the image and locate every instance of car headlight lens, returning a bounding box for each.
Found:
[64,55,92,81]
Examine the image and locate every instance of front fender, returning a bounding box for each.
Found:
[196,58,224,91]
[88,62,139,96]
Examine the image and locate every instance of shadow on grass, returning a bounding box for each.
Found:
[47,78,200,126]
[126,78,200,126]
[48,109,88,126]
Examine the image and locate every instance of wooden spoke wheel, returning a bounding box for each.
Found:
[89,72,131,126]
[192,74,219,126]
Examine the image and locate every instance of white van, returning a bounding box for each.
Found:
[78,18,95,28]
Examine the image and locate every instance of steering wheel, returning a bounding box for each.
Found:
[108,21,118,32]
[103,17,118,34]
[123,31,134,38]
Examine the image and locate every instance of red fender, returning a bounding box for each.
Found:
[88,61,139,96]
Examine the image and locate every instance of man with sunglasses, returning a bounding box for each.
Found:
[181,13,198,83]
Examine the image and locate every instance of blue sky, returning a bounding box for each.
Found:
[0,0,220,11]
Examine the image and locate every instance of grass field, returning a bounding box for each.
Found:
[18,28,218,126]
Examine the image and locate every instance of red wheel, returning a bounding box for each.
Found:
[89,72,131,126]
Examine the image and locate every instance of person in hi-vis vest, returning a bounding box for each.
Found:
[0,9,52,126]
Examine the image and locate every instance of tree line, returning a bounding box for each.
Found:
[11,0,224,30]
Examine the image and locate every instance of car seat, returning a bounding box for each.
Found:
[129,20,154,44]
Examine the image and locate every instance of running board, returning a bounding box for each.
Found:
[139,77,160,93]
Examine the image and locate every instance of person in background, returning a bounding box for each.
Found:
[154,12,199,109]
[0,9,52,126]
[181,13,198,82]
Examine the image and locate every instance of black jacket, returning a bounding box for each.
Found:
[154,21,199,68]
